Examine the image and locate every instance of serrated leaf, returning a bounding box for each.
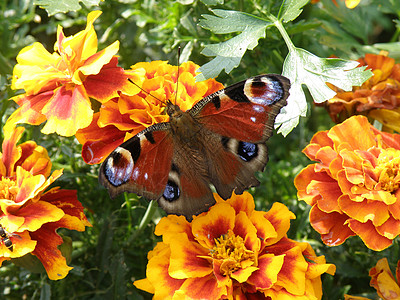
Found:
[34,0,101,16]
[276,47,373,136]
[197,10,271,80]
[280,0,309,22]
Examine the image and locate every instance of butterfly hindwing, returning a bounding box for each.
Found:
[157,150,216,217]
[99,124,174,200]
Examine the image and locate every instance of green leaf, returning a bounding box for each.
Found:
[197,9,271,80]
[110,251,128,298]
[276,47,373,136]
[33,0,101,16]
[39,283,51,300]
[201,0,224,5]
[280,0,310,22]
[372,42,400,60]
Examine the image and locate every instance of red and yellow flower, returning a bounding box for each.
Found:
[345,258,400,300]
[323,53,400,132]
[0,126,91,280]
[295,115,400,251]
[6,11,129,137]
[76,60,224,164]
[134,192,335,299]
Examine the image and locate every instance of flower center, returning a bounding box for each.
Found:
[376,148,400,193]
[211,230,255,276]
[0,177,18,201]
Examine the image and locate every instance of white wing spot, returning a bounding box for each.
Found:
[132,167,140,180]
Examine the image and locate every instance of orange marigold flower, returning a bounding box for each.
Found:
[323,53,400,132]
[295,115,400,251]
[0,126,91,280]
[133,192,335,299]
[6,11,130,137]
[345,258,400,300]
[76,60,224,164]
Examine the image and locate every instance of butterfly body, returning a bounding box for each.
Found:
[100,74,290,219]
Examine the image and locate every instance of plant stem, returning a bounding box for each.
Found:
[272,17,296,53]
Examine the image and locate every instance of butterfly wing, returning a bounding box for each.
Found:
[189,74,290,199]
[157,146,216,217]
[99,122,216,218]
[99,123,174,200]
[191,74,289,143]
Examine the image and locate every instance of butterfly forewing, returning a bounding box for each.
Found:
[191,74,290,142]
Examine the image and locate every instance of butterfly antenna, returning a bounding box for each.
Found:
[174,46,181,106]
[127,78,167,106]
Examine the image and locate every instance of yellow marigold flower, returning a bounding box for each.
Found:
[6,11,130,137]
[0,126,91,280]
[76,60,224,164]
[323,53,400,132]
[134,192,335,299]
[295,115,400,251]
[345,258,400,300]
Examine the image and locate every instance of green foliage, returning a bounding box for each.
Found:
[197,10,273,80]
[33,0,101,16]
[279,48,372,135]
[0,0,400,299]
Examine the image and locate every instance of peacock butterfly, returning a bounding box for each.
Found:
[99,74,290,219]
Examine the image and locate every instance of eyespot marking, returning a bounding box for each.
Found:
[245,76,285,106]
[238,141,258,162]
[104,147,134,186]
[163,180,180,202]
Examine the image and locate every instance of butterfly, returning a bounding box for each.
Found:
[99,74,290,219]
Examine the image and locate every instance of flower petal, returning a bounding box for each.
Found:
[134,243,185,299]
[328,115,377,151]
[222,191,255,216]
[369,258,400,299]
[30,222,73,280]
[76,113,127,164]
[15,200,64,232]
[263,202,295,246]
[41,85,93,136]
[84,56,129,102]
[40,188,91,231]
[234,211,260,253]
[1,126,24,178]
[176,274,229,300]
[310,205,355,246]
[155,214,193,243]
[5,92,50,132]
[168,233,211,279]
[192,203,235,249]
[338,194,391,226]
[346,219,393,251]
[12,43,61,94]
[267,241,308,296]
[246,253,284,290]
